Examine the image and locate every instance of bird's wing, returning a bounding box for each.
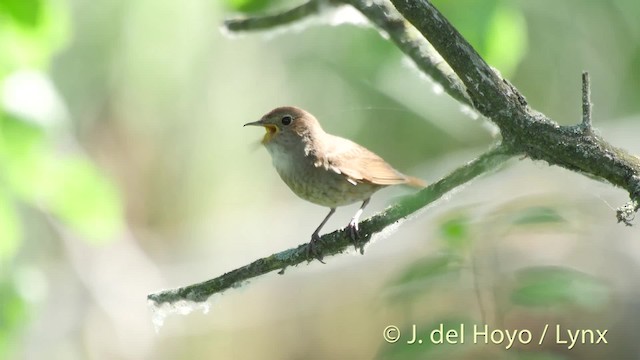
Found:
[313,136,413,186]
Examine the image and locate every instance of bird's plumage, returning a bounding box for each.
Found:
[249,106,425,188]
[245,106,426,260]
[313,134,422,187]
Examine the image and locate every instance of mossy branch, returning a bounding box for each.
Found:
[149,145,513,305]
[148,0,640,306]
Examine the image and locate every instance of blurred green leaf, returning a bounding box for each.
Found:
[0,0,42,28]
[431,0,527,76]
[484,4,527,76]
[317,30,400,80]
[390,253,462,286]
[0,114,122,242]
[510,206,565,226]
[439,214,471,252]
[48,158,123,242]
[431,0,499,47]
[224,0,282,13]
[0,281,28,358]
[511,267,609,310]
[0,114,48,198]
[0,189,21,261]
[386,253,463,301]
[0,0,70,77]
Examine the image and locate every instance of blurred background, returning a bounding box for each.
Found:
[1,0,639,359]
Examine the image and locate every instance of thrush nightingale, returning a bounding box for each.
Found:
[244,106,425,261]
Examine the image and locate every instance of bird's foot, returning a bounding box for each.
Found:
[306,233,326,264]
[347,220,365,255]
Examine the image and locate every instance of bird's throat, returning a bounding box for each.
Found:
[262,125,278,144]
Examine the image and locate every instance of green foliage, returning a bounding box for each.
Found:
[0,112,124,246]
[0,0,42,28]
[0,0,124,354]
[224,0,283,13]
[0,114,50,199]
[511,266,609,310]
[0,0,123,256]
[0,0,70,77]
[0,281,28,358]
[439,214,472,252]
[384,213,471,302]
[0,189,21,260]
[387,252,463,297]
[509,206,565,226]
[381,200,607,358]
[431,0,527,76]
[48,159,122,241]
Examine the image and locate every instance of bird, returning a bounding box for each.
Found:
[244,106,426,261]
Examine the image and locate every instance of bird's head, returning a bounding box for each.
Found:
[244,106,322,146]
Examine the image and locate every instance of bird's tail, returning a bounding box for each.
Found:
[405,175,427,188]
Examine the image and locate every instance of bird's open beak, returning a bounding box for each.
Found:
[244,120,278,144]
[243,120,263,127]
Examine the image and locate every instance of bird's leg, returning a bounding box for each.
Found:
[347,198,370,251]
[307,207,336,263]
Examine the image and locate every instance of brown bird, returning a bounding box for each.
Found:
[244,106,425,260]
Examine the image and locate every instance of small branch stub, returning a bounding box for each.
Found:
[617,199,638,226]
[582,71,593,131]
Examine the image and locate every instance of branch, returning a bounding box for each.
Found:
[148,0,640,307]
[223,0,640,218]
[342,0,471,106]
[224,0,328,32]
[223,0,471,106]
[148,145,513,305]
[388,0,640,216]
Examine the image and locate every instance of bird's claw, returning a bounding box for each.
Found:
[307,234,326,264]
[347,221,359,241]
[347,221,365,254]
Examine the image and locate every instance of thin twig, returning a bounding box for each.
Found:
[582,71,592,130]
[224,0,328,32]
[470,250,487,325]
[342,0,471,106]
[223,0,472,107]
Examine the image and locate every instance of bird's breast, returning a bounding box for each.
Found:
[264,142,380,207]
[265,142,298,175]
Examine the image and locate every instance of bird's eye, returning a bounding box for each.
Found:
[281,115,292,125]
